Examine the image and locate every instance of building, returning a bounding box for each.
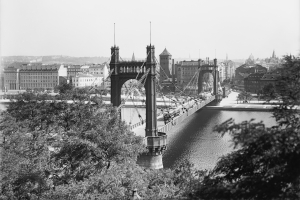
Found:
[159,48,172,82]
[244,71,281,93]
[244,73,265,93]
[67,63,109,84]
[176,60,199,90]
[234,60,267,90]
[71,73,103,88]
[3,63,67,91]
[218,62,226,83]
[3,62,28,90]
[223,54,236,81]
[19,63,67,90]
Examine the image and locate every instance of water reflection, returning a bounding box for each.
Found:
[163,110,276,169]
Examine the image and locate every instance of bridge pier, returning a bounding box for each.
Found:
[137,132,167,169]
[137,154,163,169]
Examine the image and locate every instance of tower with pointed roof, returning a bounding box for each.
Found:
[159,48,172,83]
[132,52,135,61]
[272,50,276,58]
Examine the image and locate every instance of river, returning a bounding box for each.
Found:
[121,107,276,170]
[121,91,277,170]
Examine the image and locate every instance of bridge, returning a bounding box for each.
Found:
[109,44,219,169]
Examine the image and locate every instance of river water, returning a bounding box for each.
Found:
[121,92,277,170]
[122,107,276,170]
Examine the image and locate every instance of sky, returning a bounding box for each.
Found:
[0,0,299,60]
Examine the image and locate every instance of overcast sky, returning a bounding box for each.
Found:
[1,0,299,60]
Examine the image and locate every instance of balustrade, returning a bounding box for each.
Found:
[118,65,147,74]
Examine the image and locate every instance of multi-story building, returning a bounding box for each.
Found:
[234,61,267,90]
[176,58,219,92]
[71,73,103,88]
[222,55,236,81]
[3,63,67,91]
[67,65,85,81]
[244,73,265,93]
[3,62,28,90]
[67,63,109,84]
[218,62,226,83]
[19,63,67,90]
[88,63,109,78]
[3,66,19,90]
[244,71,281,93]
[176,60,199,89]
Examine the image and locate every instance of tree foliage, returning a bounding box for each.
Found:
[237,90,252,103]
[0,86,203,199]
[191,55,300,199]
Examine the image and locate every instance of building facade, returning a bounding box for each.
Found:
[71,73,103,88]
[3,63,67,91]
[244,71,281,93]
[19,63,67,90]
[234,62,267,90]
[67,63,109,84]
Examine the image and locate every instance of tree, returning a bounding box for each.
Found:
[1,86,199,199]
[191,55,300,199]
[54,82,74,94]
[262,83,277,100]
[237,90,252,103]
[0,87,146,199]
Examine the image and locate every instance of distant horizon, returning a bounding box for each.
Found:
[2,51,292,62]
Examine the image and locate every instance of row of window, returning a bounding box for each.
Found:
[20,83,56,88]
[20,80,58,83]
[73,78,97,82]
[20,73,58,75]
[21,76,57,79]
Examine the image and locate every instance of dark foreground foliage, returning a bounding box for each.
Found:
[191,56,300,199]
[0,86,205,199]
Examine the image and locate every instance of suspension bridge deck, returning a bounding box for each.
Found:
[132,95,215,137]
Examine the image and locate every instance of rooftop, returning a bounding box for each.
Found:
[159,48,172,56]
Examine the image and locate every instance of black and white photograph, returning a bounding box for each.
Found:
[0,0,299,199]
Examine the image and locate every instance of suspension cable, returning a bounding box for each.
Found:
[117,68,150,110]
[179,68,200,97]
[124,84,144,124]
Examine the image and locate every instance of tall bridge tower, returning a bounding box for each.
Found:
[198,58,219,95]
[110,45,167,169]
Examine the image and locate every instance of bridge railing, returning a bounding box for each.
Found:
[157,95,215,133]
[129,121,143,130]
[130,95,216,132]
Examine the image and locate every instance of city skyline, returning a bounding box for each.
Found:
[0,0,299,60]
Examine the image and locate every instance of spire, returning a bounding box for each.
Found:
[132,52,135,61]
[272,50,276,58]
[226,53,228,61]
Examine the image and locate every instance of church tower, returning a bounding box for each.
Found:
[272,50,276,58]
[159,48,172,83]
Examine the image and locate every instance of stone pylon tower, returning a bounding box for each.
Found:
[159,48,172,82]
[109,44,167,169]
